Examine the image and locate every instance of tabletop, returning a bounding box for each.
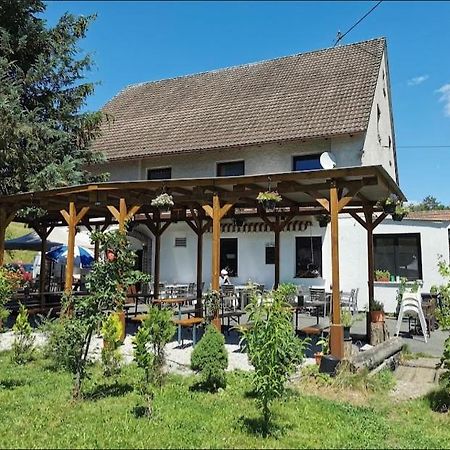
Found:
[153,297,188,305]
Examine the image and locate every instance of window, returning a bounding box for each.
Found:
[374,234,422,280]
[174,237,187,247]
[147,167,172,180]
[217,161,245,177]
[376,104,381,144]
[265,245,275,265]
[220,238,238,276]
[293,154,322,172]
[295,237,322,277]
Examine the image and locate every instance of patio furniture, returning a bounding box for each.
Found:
[153,297,188,343]
[172,317,204,346]
[221,284,238,310]
[307,287,329,324]
[340,288,358,315]
[395,292,428,343]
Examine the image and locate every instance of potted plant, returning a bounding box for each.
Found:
[256,190,282,212]
[151,193,174,212]
[315,214,331,228]
[391,203,409,222]
[315,335,329,365]
[370,299,385,323]
[378,194,400,214]
[203,290,221,331]
[375,269,390,282]
[341,309,353,340]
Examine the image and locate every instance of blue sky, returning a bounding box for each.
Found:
[44,1,450,204]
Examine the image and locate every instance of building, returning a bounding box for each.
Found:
[87,37,442,313]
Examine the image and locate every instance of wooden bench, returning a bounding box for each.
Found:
[130,314,147,323]
[172,317,204,346]
[299,324,328,337]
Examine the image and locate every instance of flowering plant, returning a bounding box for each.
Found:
[151,193,174,209]
[256,191,282,203]
[203,290,221,323]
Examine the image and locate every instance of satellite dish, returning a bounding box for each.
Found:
[320,152,337,169]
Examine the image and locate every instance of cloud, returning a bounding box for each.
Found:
[437,84,450,117]
[407,75,429,86]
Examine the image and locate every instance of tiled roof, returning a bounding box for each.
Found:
[407,210,450,221]
[93,38,386,161]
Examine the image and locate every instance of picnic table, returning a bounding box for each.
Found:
[153,297,189,343]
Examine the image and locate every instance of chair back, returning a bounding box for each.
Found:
[126,285,137,304]
[309,287,325,302]
[221,284,235,296]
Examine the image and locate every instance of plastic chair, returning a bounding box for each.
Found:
[395,292,428,343]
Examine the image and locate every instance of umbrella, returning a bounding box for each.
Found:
[46,245,94,268]
[5,232,60,251]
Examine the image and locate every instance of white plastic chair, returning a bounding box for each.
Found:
[395,292,428,343]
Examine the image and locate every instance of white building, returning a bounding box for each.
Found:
[90,38,448,313]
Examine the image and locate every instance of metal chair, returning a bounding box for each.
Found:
[221,284,238,310]
[395,292,428,343]
[340,288,358,315]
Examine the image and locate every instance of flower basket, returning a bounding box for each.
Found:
[257,190,282,212]
[384,203,396,214]
[391,212,406,222]
[151,193,174,211]
[316,214,330,228]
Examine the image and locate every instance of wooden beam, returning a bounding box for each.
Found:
[306,191,330,212]
[0,209,16,266]
[329,183,344,359]
[107,198,141,233]
[337,184,363,211]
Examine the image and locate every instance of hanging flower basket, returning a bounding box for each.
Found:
[391,212,406,222]
[391,204,409,222]
[151,193,174,212]
[379,194,400,214]
[257,190,282,212]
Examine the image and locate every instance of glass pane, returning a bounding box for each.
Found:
[374,237,396,276]
[148,168,172,180]
[220,238,238,276]
[295,237,322,277]
[397,236,421,279]
[293,155,322,171]
[217,161,245,177]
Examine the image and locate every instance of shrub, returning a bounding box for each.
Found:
[0,266,22,331]
[101,313,123,377]
[11,304,35,364]
[191,325,228,391]
[242,284,308,429]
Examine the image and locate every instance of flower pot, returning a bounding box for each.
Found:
[391,212,405,222]
[370,310,385,323]
[376,276,389,282]
[383,203,396,214]
[114,310,126,343]
[262,200,277,212]
[314,352,323,366]
[319,354,340,375]
[343,326,351,341]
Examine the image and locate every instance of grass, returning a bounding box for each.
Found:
[4,222,36,264]
[0,352,450,448]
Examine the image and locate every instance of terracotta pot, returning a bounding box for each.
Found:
[376,276,389,282]
[370,310,385,323]
[314,352,323,366]
[115,310,126,342]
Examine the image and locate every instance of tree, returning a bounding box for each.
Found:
[410,196,450,211]
[0,0,108,196]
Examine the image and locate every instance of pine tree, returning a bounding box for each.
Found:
[0,0,108,196]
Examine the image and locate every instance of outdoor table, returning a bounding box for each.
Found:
[153,297,189,343]
[125,292,154,316]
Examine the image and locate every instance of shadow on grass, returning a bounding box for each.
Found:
[237,415,292,438]
[425,388,450,413]
[188,380,222,393]
[132,405,151,418]
[0,379,26,390]
[83,381,134,401]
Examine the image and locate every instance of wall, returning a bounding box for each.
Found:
[147,217,449,314]
[102,134,365,181]
[361,52,397,181]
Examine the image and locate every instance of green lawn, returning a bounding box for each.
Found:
[5,222,37,264]
[0,352,449,449]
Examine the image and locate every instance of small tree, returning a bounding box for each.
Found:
[431,256,450,389]
[191,325,228,391]
[101,313,123,377]
[242,284,308,429]
[133,306,175,416]
[11,303,35,364]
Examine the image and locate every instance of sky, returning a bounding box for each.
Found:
[43,1,450,204]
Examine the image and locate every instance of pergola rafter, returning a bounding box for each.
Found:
[0,165,405,358]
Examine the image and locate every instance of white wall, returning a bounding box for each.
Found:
[151,217,449,314]
[101,135,365,181]
[361,52,397,181]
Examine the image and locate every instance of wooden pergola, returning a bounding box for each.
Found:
[0,165,405,358]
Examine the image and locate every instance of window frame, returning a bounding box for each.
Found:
[374,233,423,281]
[294,236,323,278]
[292,154,323,172]
[216,160,245,177]
[220,237,238,277]
[147,167,172,180]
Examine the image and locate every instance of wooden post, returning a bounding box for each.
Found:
[329,183,344,359]
[203,195,233,330]
[60,203,90,294]
[34,225,54,309]
[0,209,16,266]
[274,226,280,290]
[107,198,141,234]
